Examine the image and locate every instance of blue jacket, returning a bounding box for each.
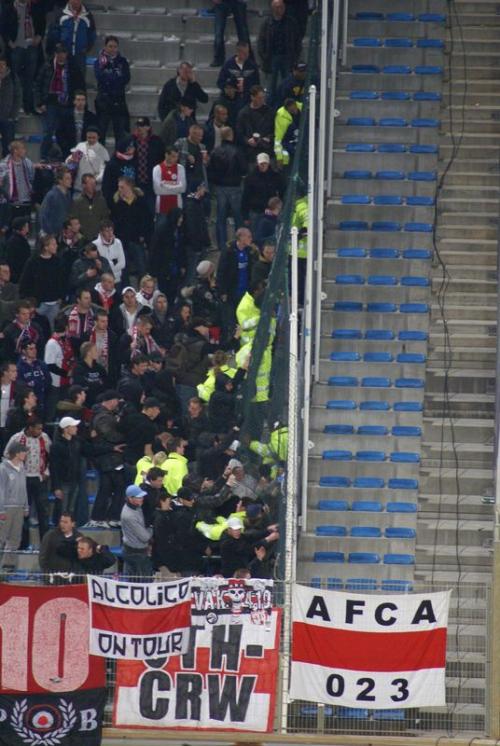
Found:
[48,4,96,56]
[94,50,130,100]
[40,185,72,236]
[17,357,51,404]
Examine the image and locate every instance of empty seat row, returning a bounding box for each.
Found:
[350,90,441,101]
[338,220,433,232]
[345,142,438,154]
[316,525,416,538]
[331,328,427,341]
[332,301,429,313]
[339,194,435,206]
[299,703,406,720]
[322,450,420,462]
[352,37,444,48]
[353,11,445,22]
[351,64,443,75]
[346,116,440,128]
[319,476,419,489]
[343,169,436,180]
[330,351,425,363]
[323,424,422,437]
[313,551,415,564]
[326,399,422,412]
[336,247,431,260]
[335,274,429,285]
[318,499,417,512]
[328,375,425,388]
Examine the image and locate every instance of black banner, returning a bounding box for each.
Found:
[0,688,106,746]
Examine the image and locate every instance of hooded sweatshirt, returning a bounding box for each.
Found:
[0,457,28,511]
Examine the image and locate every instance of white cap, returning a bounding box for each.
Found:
[121,286,136,295]
[227,516,244,530]
[59,416,81,428]
[257,152,270,164]
[228,458,243,469]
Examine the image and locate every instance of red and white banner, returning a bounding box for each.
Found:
[290,584,450,709]
[113,578,281,732]
[88,576,192,660]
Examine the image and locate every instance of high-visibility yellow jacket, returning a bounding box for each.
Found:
[163,452,188,496]
[134,455,154,485]
[250,426,288,463]
[197,364,237,402]
[291,195,308,258]
[236,291,261,346]
[274,102,303,165]
[195,511,246,541]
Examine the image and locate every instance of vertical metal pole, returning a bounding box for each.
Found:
[341,0,349,66]
[313,0,328,381]
[327,0,341,198]
[281,226,299,735]
[300,84,317,533]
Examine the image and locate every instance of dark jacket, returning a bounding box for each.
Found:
[46,3,96,57]
[253,210,278,246]
[0,0,47,46]
[152,507,178,570]
[40,185,72,235]
[191,278,222,326]
[236,104,274,156]
[160,109,195,148]
[4,231,30,283]
[39,526,83,572]
[117,369,145,410]
[111,190,152,246]
[132,134,164,190]
[73,359,107,406]
[158,77,208,121]
[0,68,21,121]
[19,254,63,303]
[102,155,137,208]
[207,141,247,187]
[241,166,285,219]
[208,93,240,129]
[90,404,124,472]
[50,432,82,489]
[220,531,254,577]
[94,50,130,102]
[119,410,158,464]
[208,370,245,434]
[257,14,301,72]
[34,58,86,108]
[70,191,110,241]
[170,503,207,573]
[68,250,113,293]
[56,107,99,158]
[216,56,260,102]
[55,536,115,574]
[217,241,259,305]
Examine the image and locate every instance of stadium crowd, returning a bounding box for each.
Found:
[0,0,305,580]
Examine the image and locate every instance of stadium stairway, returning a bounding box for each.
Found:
[415,0,499,590]
[298,0,446,587]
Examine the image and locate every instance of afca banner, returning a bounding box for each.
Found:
[88,576,192,660]
[290,584,450,709]
[113,578,281,732]
[0,584,106,746]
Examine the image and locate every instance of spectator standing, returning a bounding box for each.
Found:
[236,85,274,162]
[159,97,195,149]
[4,216,30,282]
[34,44,86,160]
[152,146,186,229]
[70,173,110,242]
[67,127,109,193]
[69,242,112,295]
[117,286,144,334]
[274,97,302,168]
[257,0,301,105]
[117,353,147,409]
[39,511,82,572]
[101,136,136,208]
[94,35,130,145]
[208,126,247,250]
[121,484,152,578]
[0,140,34,226]
[44,313,75,421]
[0,441,28,569]
[89,389,125,527]
[56,89,99,157]
[16,339,51,413]
[149,207,185,304]
[158,61,208,121]
[50,415,82,518]
[73,341,107,406]
[48,0,96,76]
[65,288,96,349]
[39,166,72,236]
[92,220,126,286]
[163,437,188,496]
[217,226,259,308]
[135,275,159,310]
[58,217,86,292]
[211,1,250,69]
[132,116,164,213]
[84,307,118,380]
[2,301,42,360]
[0,57,21,157]
[0,362,17,449]
[209,78,239,128]
[253,196,282,247]
[203,104,228,153]
[110,177,150,280]
[19,234,63,330]
[251,239,275,284]
[217,41,259,106]
[277,60,307,104]
[241,152,284,226]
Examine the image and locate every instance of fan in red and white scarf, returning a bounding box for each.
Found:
[94,274,116,311]
[129,315,161,359]
[67,291,95,340]
[47,330,75,387]
[14,317,39,355]
[88,310,110,371]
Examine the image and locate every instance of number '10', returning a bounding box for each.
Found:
[0,597,89,692]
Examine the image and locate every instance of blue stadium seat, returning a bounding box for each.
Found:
[358,425,389,436]
[361,377,392,387]
[344,170,372,179]
[336,273,365,283]
[390,452,420,463]
[418,12,446,21]
[338,248,367,257]
[316,525,348,536]
[417,38,444,47]
[326,399,357,409]
[356,450,386,462]
[392,426,422,437]
[413,91,442,101]
[385,527,416,539]
[349,552,381,564]
[372,221,402,231]
[354,477,385,489]
[323,450,353,460]
[351,66,380,75]
[374,195,403,206]
[365,329,395,339]
[384,553,415,565]
[400,303,429,313]
[368,274,398,285]
[399,330,428,341]
[381,579,414,591]
[415,65,443,75]
[351,527,382,537]
[387,11,414,20]
[346,118,376,127]
[388,478,419,490]
[385,37,413,47]
[408,171,437,181]
[352,500,383,512]
[318,499,349,510]
[370,248,399,259]
[401,276,430,286]
[367,303,397,312]
[379,117,407,126]
[346,578,378,590]
[314,551,345,563]
[381,91,411,101]
[327,578,344,590]
[375,170,404,180]
[378,143,406,153]
[337,707,370,719]
[346,143,376,152]
[373,709,406,721]
[363,352,393,362]
[410,144,438,154]
[387,502,417,512]
[404,222,433,232]
[396,352,426,363]
[350,91,380,100]
[360,401,390,411]
[310,577,322,588]
[402,249,431,260]
[328,376,358,386]
[411,118,440,128]
[334,301,364,312]
[393,401,423,412]
[353,37,382,46]
[330,351,361,361]
[382,66,411,76]
[340,220,369,230]
[341,195,371,205]
[395,377,424,388]
[320,476,351,487]
[406,195,435,206]
[332,329,363,338]
[324,424,355,434]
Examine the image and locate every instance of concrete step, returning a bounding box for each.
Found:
[333,149,438,172]
[326,229,434,250]
[420,466,494,495]
[423,416,495,443]
[426,367,495,394]
[338,71,442,93]
[331,177,437,197]
[418,493,495,520]
[418,519,493,545]
[348,19,446,39]
[425,392,495,418]
[422,440,494,468]
[416,544,492,567]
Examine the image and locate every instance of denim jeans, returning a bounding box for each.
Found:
[214,185,242,250]
[10,45,38,113]
[264,54,293,106]
[213,0,250,64]
[40,104,65,160]
[37,301,60,331]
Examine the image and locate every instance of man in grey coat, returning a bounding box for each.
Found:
[0,441,28,569]
[121,484,152,579]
